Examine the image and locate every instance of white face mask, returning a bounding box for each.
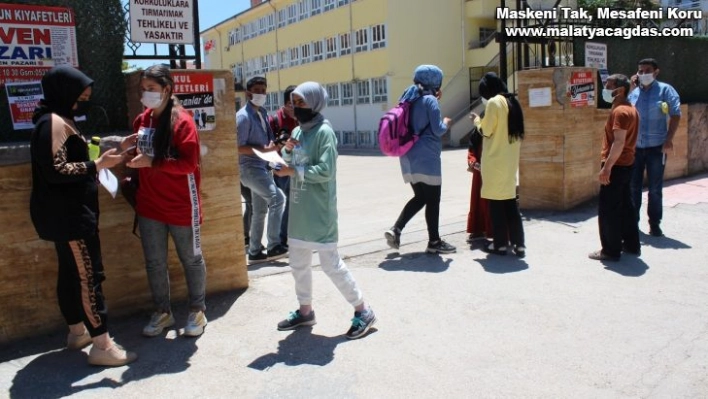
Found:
[638,73,655,86]
[481,97,488,105]
[250,93,267,107]
[602,88,616,103]
[141,91,163,109]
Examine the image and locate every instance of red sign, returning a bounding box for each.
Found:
[568,71,595,108]
[0,4,78,85]
[173,72,215,131]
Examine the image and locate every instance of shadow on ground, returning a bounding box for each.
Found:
[6,289,245,399]
[378,252,452,273]
[640,232,691,250]
[602,256,650,277]
[248,326,373,370]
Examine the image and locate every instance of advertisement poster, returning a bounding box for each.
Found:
[173,72,215,131]
[568,71,595,108]
[5,81,43,129]
[0,4,78,85]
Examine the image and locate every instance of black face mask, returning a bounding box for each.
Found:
[294,107,317,124]
[72,100,91,118]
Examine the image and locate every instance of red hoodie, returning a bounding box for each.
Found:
[132,108,203,227]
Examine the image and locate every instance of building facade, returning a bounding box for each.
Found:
[201,0,469,147]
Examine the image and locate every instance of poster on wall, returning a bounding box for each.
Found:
[173,72,215,131]
[5,81,43,129]
[567,71,595,108]
[0,4,78,85]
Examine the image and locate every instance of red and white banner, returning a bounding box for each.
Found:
[0,3,78,85]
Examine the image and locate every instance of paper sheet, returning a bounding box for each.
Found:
[252,148,286,165]
[98,169,118,198]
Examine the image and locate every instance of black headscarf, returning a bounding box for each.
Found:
[479,72,525,143]
[32,65,93,123]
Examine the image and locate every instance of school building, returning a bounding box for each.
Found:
[200,0,575,147]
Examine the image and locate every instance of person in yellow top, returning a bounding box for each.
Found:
[470,72,526,257]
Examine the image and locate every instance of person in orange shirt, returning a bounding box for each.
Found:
[589,74,641,261]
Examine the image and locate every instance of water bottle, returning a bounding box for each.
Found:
[87,136,101,161]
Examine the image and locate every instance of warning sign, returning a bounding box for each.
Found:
[129,0,194,44]
[567,71,595,108]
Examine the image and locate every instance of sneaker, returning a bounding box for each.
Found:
[588,250,620,262]
[345,308,377,340]
[649,223,663,237]
[142,312,175,337]
[481,241,507,256]
[426,240,457,254]
[277,310,317,331]
[247,251,268,265]
[466,233,487,244]
[513,245,526,258]
[267,244,289,260]
[384,227,401,250]
[88,344,137,367]
[183,311,207,337]
[66,330,92,350]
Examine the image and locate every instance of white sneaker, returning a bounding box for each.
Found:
[142,312,175,337]
[88,344,137,367]
[183,311,207,337]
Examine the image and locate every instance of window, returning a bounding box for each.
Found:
[372,24,386,49]
[267,92,279,112]
[233,63,244,85]
[341,82,353,105]
[287,4,297,24]
[356,80,370,104]
[326,83,340,106]
[325,36,337,59]
[324,0,336,11]
[299,0,309,20]
[312,40,324,61]
[279,50,289,69]
[268,53,277,71]
[354,27,369,53]
[338,0,350,6]
[259,17,267,35]
[310,0,322,15]
[358,131,373,146]
[229,28,240,46]
[245,59,254,77]
[242,24,251,40]
[267,13,275,32]
[251,21,259,38]
[300,43,311,64]
[342,131,356,146]
[260,55,269,73]
[289,47,300,67]
[339,33,351,56]
[277,9,287,28]
[371,77,387,103]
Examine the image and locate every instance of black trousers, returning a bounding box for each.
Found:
[598,165,640,257]
[54,234,108,337]
[395,182,441,242]
[241,182,252,244]
[488,198,525,249]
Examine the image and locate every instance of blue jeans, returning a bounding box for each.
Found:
[240,166,285,255]
[273,174,290,244]
[138,216,207,312]
[631,145,665,226]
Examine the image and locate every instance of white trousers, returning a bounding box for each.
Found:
[288,242,364,307]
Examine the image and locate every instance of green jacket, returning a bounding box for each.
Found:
[282,121,339,244]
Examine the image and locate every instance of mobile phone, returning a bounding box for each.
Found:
[120,145,137,155]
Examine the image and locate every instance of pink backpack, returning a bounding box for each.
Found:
[378,97,425,157]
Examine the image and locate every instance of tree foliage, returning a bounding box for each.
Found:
[1,0,128,142]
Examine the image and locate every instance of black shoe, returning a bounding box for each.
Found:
[345,308,377,340]
[622,244,641,256]
[277,310,316,331]
[481,240,507,256]
[649,223,663,237]
[426,240,457,254]
[247,251,268,265]
[267,244,289,260]
[384,227,401,250]
[588,250,620,262]
[512,245,526,258]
